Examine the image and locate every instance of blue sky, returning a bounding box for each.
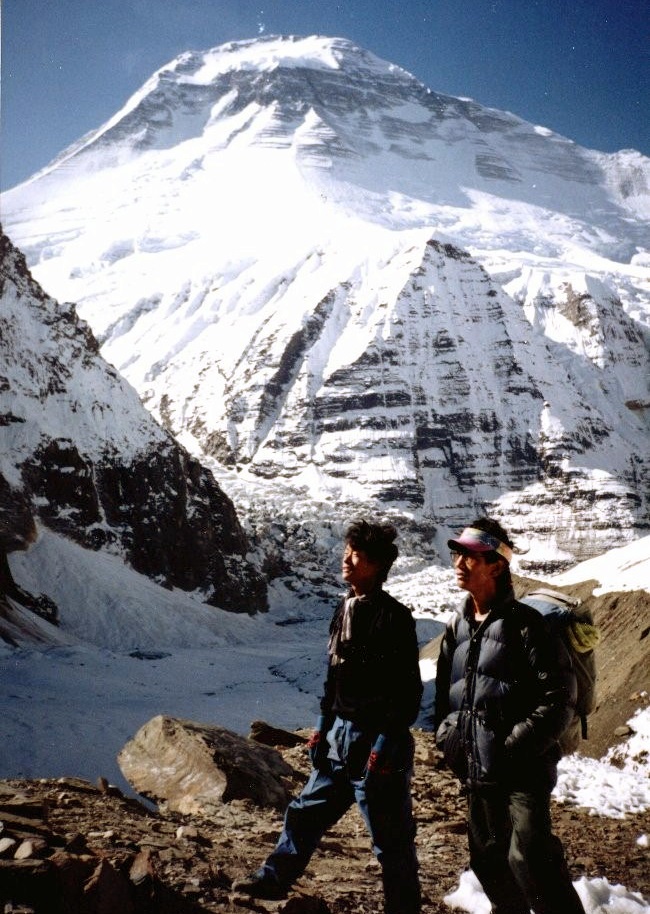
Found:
[1,0,648,190]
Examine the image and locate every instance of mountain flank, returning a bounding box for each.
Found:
[0,228,266,619]
[3,35,648,571]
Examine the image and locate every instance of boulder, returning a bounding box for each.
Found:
[118,715,295,815]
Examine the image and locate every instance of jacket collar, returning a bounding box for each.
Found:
[461,586,517,622]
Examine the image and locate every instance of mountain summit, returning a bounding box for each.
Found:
[3,35,649,569]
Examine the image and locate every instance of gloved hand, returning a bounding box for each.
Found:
[504,718,535,755]
[364,734,393,784]
[307,715,330,770]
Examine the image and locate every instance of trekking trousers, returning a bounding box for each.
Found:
[260,718,421,914]
[467,785,586,914]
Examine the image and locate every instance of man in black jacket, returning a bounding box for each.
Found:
[434,517,585,914]
[233,519,423,913]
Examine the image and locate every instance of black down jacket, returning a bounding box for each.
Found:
[434,590,577,789]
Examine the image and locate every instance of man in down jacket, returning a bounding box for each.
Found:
[434,517,585,914]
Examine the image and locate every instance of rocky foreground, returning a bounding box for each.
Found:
[1,725,648,914]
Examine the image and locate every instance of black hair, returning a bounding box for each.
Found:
[468,516,513,552]
[344,519,398,582]
[468,516,513,592]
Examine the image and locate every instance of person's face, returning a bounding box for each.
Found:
[342,543,382,595]
[451,549,500,595]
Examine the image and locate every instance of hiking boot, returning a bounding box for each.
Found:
[231,869,287,900]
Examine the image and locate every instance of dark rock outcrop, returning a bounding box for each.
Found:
[0,230,266,615]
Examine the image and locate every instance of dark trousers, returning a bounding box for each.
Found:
[467,786,585,914]
[261,720,421,914]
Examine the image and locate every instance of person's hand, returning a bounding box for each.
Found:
[504,719,535,754]
[437,715,467,780]
[306,729,323,766]
[366,750,392,775]
[364,734,393,784]
[307,715,329,769]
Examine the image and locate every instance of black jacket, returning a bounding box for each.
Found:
[321,589,423,734]
[434,589,577,788]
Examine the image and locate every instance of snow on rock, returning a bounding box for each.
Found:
[0,230,266,615]
[552,704,650,821]
[551,535,650,596]
[2,34,649,573]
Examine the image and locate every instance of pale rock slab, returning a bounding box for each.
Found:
[118,715,295,815]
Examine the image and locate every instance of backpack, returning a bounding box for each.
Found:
[520,588,600,754]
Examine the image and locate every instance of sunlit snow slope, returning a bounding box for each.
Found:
[3,35,649,568]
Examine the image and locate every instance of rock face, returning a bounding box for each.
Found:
[2,36,649,569]
[0,230,266,616]
[118,715,296,814]
[194,237,649,570]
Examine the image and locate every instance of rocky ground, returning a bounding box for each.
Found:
[2,576,648,913]
[1,728,649,914]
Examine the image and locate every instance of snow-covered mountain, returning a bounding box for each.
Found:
[3,35,649,570]
[0,230,266,624]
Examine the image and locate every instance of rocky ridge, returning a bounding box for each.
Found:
[197,236,649,571]
[0,229,266,618]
